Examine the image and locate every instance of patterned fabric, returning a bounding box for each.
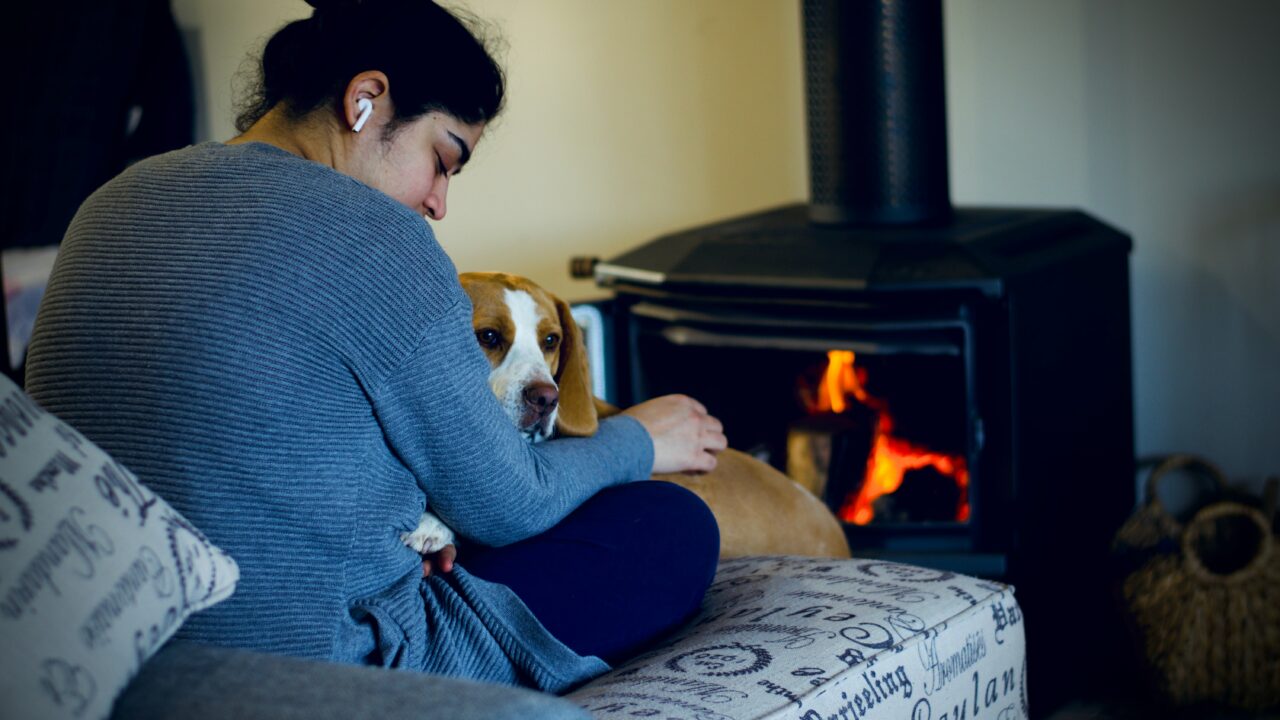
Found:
[23,141,654,693]
[569,557,1028,720]
[0,375,239,720]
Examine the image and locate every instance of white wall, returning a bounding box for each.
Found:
[171,0,1280,487]
[945,0,1280,489]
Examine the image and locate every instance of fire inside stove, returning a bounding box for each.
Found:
[791,350,970,526]
[628,315,973,528]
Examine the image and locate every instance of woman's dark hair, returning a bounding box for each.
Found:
[235,0,505,133]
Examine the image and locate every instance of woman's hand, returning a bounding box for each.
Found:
[421,544,457,578]
[622,395,727,474]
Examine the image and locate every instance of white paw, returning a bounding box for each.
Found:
[401,511,456,555]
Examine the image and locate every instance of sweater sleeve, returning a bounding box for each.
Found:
[372,298,654,547]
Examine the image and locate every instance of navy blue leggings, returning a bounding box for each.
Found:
[461,481,720,664]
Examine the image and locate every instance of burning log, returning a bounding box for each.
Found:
[791,349,970,525]
[871,466,963,524]
[786,411,875,502]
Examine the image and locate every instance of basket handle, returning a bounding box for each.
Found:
[1142,454,1228,516]
[1181,501,1274,583]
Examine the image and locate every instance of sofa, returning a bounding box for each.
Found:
[105,555,1027,720]
[0,376,1028,720]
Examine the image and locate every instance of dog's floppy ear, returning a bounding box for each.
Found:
[552,295,598,437]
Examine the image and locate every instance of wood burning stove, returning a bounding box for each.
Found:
[594,203,1134,584]
[577,2,1137,712]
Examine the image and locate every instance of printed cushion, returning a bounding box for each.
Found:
[0,375,239,720]
[568,556,1028,720]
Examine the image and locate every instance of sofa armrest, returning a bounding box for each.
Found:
[110,643,589,720]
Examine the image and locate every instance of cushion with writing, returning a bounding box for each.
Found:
[568,556,1028,720]
[0,375,239,720]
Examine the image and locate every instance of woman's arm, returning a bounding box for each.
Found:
[373,299,655,547]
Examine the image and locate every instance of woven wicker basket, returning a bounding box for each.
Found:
[1114,455,1221,551]
[1114,455,1280,710]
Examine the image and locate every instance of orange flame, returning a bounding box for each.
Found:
[810,350,969,525]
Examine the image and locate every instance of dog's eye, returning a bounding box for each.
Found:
[476,329,502,348]
[542,334,560,351]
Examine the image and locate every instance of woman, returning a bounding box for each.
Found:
[24,0,724,693]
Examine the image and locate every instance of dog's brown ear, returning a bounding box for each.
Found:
[552,295,598,437]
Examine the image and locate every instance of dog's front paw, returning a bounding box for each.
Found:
[401,511,456,555]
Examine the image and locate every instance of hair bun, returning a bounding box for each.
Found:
[306,0,427,12]
[304,0,364,10]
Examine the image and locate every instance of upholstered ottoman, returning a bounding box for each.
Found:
[569,556,1028,720]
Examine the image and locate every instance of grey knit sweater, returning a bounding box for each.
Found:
[23,141,654,692]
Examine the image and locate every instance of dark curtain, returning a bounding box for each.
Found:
[4,0,195,250]
[1,0,195,382]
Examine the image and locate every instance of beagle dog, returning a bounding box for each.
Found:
[409,271,850,560]
[399,272,589,556]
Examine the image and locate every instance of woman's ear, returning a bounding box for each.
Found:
[343,71,390,132]
[552,296,598,438]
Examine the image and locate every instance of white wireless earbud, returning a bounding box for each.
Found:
[353,98,374,133]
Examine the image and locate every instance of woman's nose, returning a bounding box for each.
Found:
[425,177,449,220]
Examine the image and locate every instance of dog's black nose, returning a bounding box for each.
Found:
[523,384,559,414]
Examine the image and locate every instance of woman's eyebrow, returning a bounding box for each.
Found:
[447,131,473,173]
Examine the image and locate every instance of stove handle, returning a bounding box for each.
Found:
[658,324,957,356]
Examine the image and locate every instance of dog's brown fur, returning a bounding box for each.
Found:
[460,272,851,559]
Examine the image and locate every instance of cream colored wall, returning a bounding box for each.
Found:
[171,0,1280,485]
[170,0,808,303]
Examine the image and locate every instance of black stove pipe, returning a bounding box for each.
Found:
[803,0,951,225]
